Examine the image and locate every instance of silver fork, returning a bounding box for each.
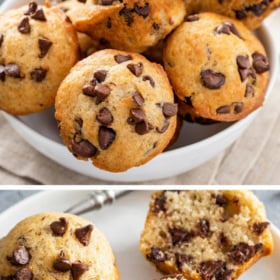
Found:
[65,190,131,215]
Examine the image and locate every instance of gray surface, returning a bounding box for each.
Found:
[0,190,279,228]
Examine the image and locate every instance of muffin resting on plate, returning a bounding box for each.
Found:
[0,212,119,280]
[53,0,186,52]
[0,2,79,115]
[184,0,280,30]
[55,49,178,172]
[164,13,270,122]
[140,190,273,280]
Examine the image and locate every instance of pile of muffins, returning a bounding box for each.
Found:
[0,190,274,280]
[0,0,278,172]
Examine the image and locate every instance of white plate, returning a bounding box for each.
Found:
[0,191,279,280]
[0,1,279,182]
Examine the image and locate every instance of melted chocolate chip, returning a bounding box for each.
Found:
[169,228,193,246]
[18,17,31,34]
[199,261,232,280]
[127,63,143,77]
[31,9,46,21]
[197,219,210,238]
[135,120,151,135]
[7,246,30,266]
[134,3,150,18]
[215,194,228,207]
[30,67,47,82]
[114,54,132,64]
[71,139,98,157]
[5,64,22,78]
[218,233,231,252]
[152,22,160,30]
[71,262,89,280]
[252,222,269,235]
[98,126,116,150]
[216,105,230,114]
[143,75,155,87]
[38,37,52,58]
[153,192,166,213]
[75,224,94,246]
[252,52,270,74]
[94,70,107,83]
[119,5,134,26]
[101,0,114,5]
[24,2,38,15]
[201,69,225,89]
[15,268,33,280]
[50,217,68,236]
[228,242,258,265]
[175,253,193,269]
[163,103,178,118]
[133,92,144,106]
[96,107,113,125]
[186,14,199,21]
[148,247,166,263]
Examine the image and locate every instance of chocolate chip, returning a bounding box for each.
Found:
[162,103,178,118]
[96,107,113,125]
[238,67,256,82]
[218,233,231,252]
[147,247,166,263]
[245,84,254,97]
[75,224,93,246]
[252,52,270,74]
[94,70,107,83]
[5,64,22,78]
[119,5,134,26]
[169,228,193,246]
[114,54,132,64]
[199,261,232,280]
[134,3,150,18]
[71,262,89,280]
[0,65,6,82]
[98,126,116,150]
[130,108,146,123]
[50,217,68,236]
[94,84,111,104]
[252,222,269,235]
[24,2,38,15]
[15,268,33,280]
[135,120,151,135]
[215,22,243,39]
[152,22,160,30]
[143,75,155,87]
[133,92,144,106]
[7,246,30,266]
[30,67,47,82]
[153,192,166,213]
[201,69,225,90]
[82,83,96,97]
[31,8,46,21]
[101,0,114,5]
[18,17,31,34]
[38,37,52,58]
[53,253,72,272]
[228,242,257,265]
[197,219,210,238]
[237,55,250,69]
[71,139,98,157]
[233,102,243,114]
[215,194,228,207]
[0,33,4,47]
[175,253,193,269]
[216,105,230,114]
[185,96,193,107]
[77,0,86,2]
[186,14,199,21]
[127,63,143,77]
[156,119,169,134]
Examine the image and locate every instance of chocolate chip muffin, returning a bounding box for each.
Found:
[0,212,119,280]
[56,0,186,52]
[0,2,79,115]
[184,0,280,30]
[164,13,270,122]
[55,49,178,172]
[140,190,273,280]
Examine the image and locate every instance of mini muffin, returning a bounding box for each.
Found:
[164,13,270,122]
[140,190,273,280]
[184,0,280,30]
[55,49,178,172]
[0,2,79,115]
[0,212,119,280]
[56,0,186,52]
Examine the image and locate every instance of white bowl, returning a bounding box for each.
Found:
[0,1,279,182]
